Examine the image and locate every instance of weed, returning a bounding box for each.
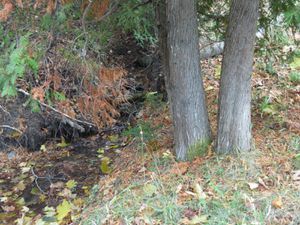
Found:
[0,34,38,97]
[144,92,165,110]
[289,71,300,84]
[122,121,161,150]
[289,136,300,152]
[259,96,276,116]
[187,139,210,161]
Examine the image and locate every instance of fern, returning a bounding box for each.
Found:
[0,34,39,97]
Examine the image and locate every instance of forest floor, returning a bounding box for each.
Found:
[78,57,300,225]
[0,46,300,225]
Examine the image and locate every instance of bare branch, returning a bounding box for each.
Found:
[17,88,97,130]
[0,125,22,134]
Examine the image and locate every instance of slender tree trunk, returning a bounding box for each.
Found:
[155,0,211,161]
[216,0,259,153]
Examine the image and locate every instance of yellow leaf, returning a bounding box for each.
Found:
[40,144,47,152]
[190,215,208,224]
[290,56,300,69]
[143,184,157,196]
[56,199,72,222]
[82,186,90,196]
[66,180,77,190]
[205,86,214,91]
[21,166,31,173]
[100,157,112,174]
[73,198,84,207]
[108,134,119,142]
[215,65,221,78]
[193,183,206,200]
[57,137,70,148]
[39,194,47,203]
[15,181,26,191]
[272,197,283,209]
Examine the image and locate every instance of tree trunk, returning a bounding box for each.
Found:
[216,0,259,153]
[155,0,211,161]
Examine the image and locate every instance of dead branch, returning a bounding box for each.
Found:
[17,88,97,132]
[0,104,10,115]
[0,125,22,134]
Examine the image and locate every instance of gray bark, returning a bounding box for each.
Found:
[155,0,211,160]
[216,0,259,153]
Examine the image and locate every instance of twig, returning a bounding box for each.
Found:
[131,0,152,11]
[0,125,22,134]
[31,167,67,194]
[31,167,48,194]
[81,0,93,58]
[17,88,97,129]
[0,104,10,115]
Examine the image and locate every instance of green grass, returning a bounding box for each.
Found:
[80,151,300,225]
[289,71,300,84]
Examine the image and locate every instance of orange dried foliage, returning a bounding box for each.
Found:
[15,0,23,8]
[77,67,128,128]
[51,72,62,91]
[57,100,76,119]
[46,0,56,14]
[0,0,14,21]
[81,0,110,19]
[31,86,45,102]
[30,71,63,103]
[33,0,44,10]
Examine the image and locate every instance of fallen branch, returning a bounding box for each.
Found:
[199,41,224,60]
[17,88,97,132]
[0,104,10,115]
[0,125,22,134]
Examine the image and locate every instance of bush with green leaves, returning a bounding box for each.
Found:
[113,0,156,45]
[0,34,38,97]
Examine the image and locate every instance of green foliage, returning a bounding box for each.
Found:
[0,35,39,97]
[289,136,300,152]
[289,71,300,84]
[187,139,210,161]
[113,0,156,45]
[144,92,165,109]
[122,121,159,144]
[81,180,183,225]
[259,97,276,115]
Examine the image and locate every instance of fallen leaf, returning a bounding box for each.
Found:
[169,162,189,175]
[258,177,268,189]
[14,181,26,192]
[100,157,112,174]
[56,199,72,222]
[272,197,283,209]
[66,180,77,190]
[248,182,259,190]
[193,183,206,200]
[176,184,183,194]
[181,215,208,224]
[50,182,65,190]
[40,144,47,152]
[1,205,15,212]
[143,184,157,196]
[21,167,31,173]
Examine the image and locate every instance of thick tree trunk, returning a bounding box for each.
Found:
[155,0,211,161]
[216,0,259,153]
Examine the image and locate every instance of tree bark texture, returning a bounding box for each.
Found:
[216,0,259,153]
[155,0,211,160]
